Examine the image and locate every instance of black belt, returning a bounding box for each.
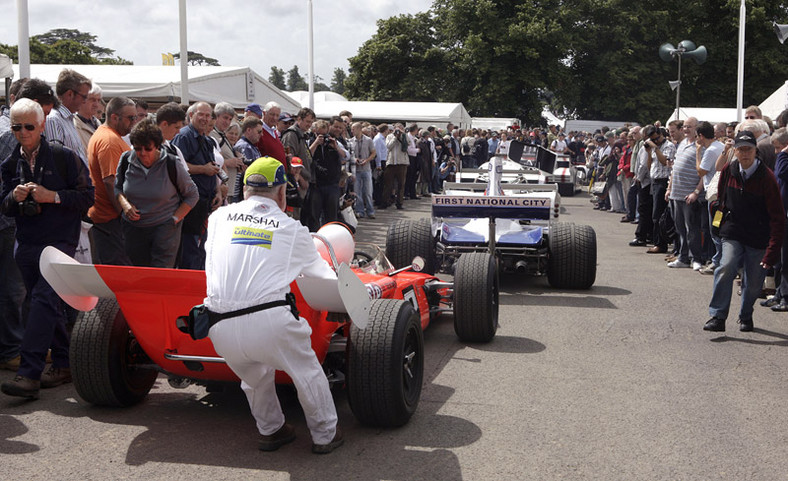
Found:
[207,292,299,326]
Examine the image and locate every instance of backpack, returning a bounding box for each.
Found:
[472,138,486,159]
[117,148,182,199]
[462,140,471,155]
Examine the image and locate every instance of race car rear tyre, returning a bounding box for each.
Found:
[453,252,498,343]
[347,299,424,427]
[70,298,158,407]
[558,182,575,197]
[547,222,597,289]
[385,218,436,274]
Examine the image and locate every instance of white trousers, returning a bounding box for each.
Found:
[209,307,338,444]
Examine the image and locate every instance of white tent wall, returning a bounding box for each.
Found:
[8,64,301,112]
[472,117,520,131]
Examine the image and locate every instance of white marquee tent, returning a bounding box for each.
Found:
[759,80,788,120]
[666,107,739,124]
[286,91,472,128]
[8,64,301,112]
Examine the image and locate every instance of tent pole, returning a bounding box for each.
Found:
[17,0,30,79]
[179,0,189,106]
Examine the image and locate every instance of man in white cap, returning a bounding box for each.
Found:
[204,156,343,454]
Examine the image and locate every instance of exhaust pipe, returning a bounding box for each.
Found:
[515,260,528,273]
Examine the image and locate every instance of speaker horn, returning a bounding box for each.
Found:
[683,45,707,65]
[678,40,697,52]
[669,80,681,91]
[659,43,676,62]
[775,22,788,44]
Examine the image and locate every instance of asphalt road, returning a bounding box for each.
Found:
[3,190,788,480]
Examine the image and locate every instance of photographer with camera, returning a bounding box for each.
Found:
[0,98,94,399]
[303,119,345,231]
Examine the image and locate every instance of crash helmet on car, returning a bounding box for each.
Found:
[313,222,355,266]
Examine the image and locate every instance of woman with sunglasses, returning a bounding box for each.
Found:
[115,119,198,268]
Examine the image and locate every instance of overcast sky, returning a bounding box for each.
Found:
[1,0,430,86]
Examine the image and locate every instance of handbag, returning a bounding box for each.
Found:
[705,171,721,202]
[590,181,607,195]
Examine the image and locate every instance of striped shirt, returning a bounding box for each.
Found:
[45,105,88,166]
[669,138,701,200]
[649,140,675,180]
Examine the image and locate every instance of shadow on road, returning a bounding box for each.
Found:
[709,327,788,346]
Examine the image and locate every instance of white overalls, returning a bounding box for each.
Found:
[205,195,338,444]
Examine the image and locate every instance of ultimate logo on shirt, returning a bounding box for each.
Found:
[231,226,273,248]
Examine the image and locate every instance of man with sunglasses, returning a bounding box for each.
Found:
[44,69,91,166]
[0,99,94,399]
[86,97,136,265]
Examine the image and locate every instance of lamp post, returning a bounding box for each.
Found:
[659,40,707,121]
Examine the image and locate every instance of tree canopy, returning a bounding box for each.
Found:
[345,0,788,125]
[268,66,286,89]
[173,51,220,66]
[0,28,131,65]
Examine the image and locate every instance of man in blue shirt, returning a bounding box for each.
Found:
[171,101,220,269]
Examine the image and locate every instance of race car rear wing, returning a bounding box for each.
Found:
[431,193,554,220]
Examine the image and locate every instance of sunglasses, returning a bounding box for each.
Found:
[133,145,157,153]
[744,115,756,119]
[71,89,88,101]
[11,123,37,132]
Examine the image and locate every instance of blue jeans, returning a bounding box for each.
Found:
[354,170,374,217]
[709,239,766,321]
[706,204,722,267]
[16,242,75,379]
[0,226,26,361]
[672,199,703,264]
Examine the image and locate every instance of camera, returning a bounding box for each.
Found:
[217,167,229,183]
[19,196,41,216]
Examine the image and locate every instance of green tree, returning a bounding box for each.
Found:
[330,68,347,94]
[268,66,286,89]
[345,0,788,125]
[173,51,220,66]
[286,65,309,91]
[0,28,132,65]
[34,28,115,58]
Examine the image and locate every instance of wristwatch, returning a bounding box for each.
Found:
[693,189,701,195]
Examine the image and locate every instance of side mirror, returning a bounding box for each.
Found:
[411,256,425,272]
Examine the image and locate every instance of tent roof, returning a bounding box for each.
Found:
[666,107,739,124]
[759,80,788,120]
[9,64,301,112]
[307,100,471,126]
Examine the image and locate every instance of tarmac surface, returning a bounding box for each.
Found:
[2,190,788,480]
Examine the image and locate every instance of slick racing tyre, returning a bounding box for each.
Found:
[347,299,424,427]
[547,222,597,289]
[386,218,436,274]
[70,298,158,406]
[453,252,498,343]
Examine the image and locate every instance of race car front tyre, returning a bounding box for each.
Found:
[453,252,498,343]
[385,218,436,274]
[70,298,158,407]
[547,222,597,289]
[347,299,424,427]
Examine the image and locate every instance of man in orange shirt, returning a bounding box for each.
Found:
[87,96,137,265]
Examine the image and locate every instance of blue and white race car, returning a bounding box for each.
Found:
[386,142,596,289]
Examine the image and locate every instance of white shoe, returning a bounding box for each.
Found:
[667,259,691,268]
[692,261,703,271]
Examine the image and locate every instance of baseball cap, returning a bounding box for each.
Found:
[245,103,263,117]
[733,130,757,148]
[290,156,303,168]
[595,135,605,142]
[279,112,294,122]
[244,157,287,187]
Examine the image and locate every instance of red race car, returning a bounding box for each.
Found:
[41,223,498,428]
